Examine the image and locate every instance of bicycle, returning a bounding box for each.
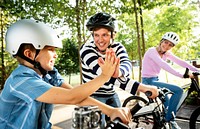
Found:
[190,106,200,129]
[123,87,172,129]
[122,68,200,129]
[189,71,200,129]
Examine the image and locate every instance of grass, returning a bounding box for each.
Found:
[63,63,197,87]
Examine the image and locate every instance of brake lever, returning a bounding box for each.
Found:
[183,68,189,78]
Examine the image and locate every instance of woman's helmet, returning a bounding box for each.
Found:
[162,32,180,45]
[5,19,62,55]
[86,12,116,32]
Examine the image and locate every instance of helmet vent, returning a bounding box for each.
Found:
[173,36,177,40]
[162,32,179,45]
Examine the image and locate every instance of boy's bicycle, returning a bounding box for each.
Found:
[71,68,199,129]
[122,68,200,129]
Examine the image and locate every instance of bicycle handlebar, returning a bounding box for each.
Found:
[127,88,173,117]
[193,71,200,76]
[106,88,173,129]
[183,68,200,78]
[146,87,173,103]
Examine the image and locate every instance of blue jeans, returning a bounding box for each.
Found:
[142,77,183,121]
[91,93,121,128]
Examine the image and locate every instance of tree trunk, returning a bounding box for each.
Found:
[133,0,142,82]
[68,74,71,84]
[76,0,83,84]
[138,0,145,57]
[0,7,5,90]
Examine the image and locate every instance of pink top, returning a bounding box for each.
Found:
[142,47,199,78]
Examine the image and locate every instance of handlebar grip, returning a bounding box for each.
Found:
[193,71,200,76]
[106,117,130,129]
[145,91,152,97]
[145,91,154,103]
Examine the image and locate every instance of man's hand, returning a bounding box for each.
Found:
[106,48,121,78]
[112,59,121,78]
[98,48,119,78]
[138,84,159,99]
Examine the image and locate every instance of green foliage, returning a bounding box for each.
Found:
[55,38,79,76]
[185,91,199,105]
[1,0,200,89]
[0,53,18,89]
[144,3,200,60]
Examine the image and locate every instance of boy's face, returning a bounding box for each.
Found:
[93,28,112,52]
[35,46,58,71]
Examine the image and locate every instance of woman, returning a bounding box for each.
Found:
[141,32,199,129]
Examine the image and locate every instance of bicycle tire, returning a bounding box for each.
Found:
[122,95,169,129]
[122,95,155,129]
[189,106,200,129]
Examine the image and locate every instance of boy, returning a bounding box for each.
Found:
[0,19,131,129]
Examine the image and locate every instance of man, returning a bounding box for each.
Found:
[80,12,158,128]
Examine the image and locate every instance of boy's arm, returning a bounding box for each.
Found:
[36,49,117,104]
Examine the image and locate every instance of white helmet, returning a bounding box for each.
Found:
[162,32,180,45]
[5,19,62,55]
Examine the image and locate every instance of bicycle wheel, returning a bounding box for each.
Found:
[189,106,200,129]
[122,96,156,129]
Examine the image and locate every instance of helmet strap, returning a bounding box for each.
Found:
[33,50,48,76]
[17,49,47,76]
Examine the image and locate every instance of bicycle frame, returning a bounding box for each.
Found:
[177,68,200,111]
[134,68,200,117]
[122,88,172,129]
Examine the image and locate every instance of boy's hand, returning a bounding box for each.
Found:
[109,107,131,125]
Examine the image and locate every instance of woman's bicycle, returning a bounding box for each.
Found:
[122,68,200,129]
[189,68,200,129]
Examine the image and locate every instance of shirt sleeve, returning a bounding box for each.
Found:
[44,67,64,87]
[81,48,101,75]
[118,77,140,95]
[148,50,183,78]
[167,52,199,72]
[116,43,133,78]
[12,76,53,103]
